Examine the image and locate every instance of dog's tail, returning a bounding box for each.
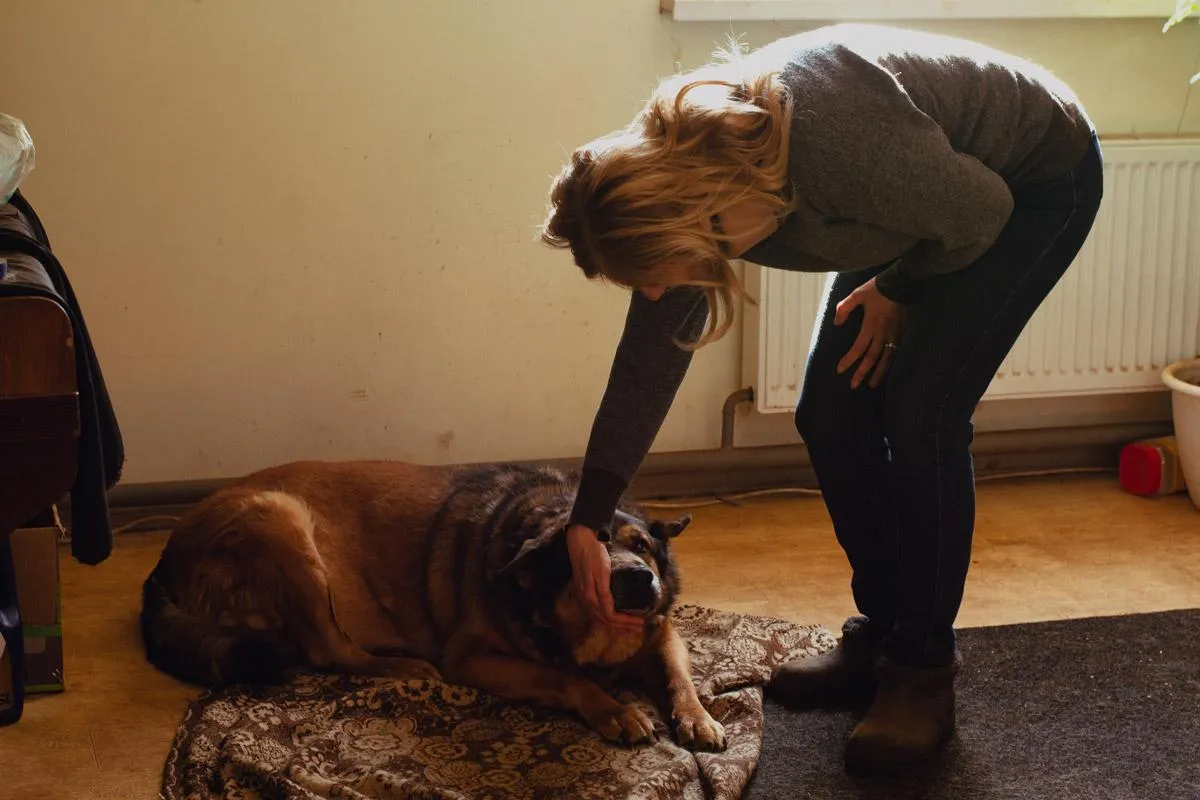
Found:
[139,552,296,688]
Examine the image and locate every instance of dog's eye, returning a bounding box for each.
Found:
[631,538,648,554]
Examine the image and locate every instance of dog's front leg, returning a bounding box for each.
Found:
[642,619,726,751]
[444,654,658,745]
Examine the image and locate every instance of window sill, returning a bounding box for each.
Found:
[660,0,1175,22]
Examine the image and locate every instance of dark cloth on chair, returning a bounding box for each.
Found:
[0,190,124,565]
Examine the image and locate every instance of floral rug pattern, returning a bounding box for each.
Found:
[162,605,834,800]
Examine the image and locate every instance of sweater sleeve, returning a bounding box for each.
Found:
[569,287,710,530]
[859,136,1014,284]
[797,52,1015,296]
[873,259,926,305]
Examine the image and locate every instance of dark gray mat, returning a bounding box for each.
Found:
[746,608,1200,800]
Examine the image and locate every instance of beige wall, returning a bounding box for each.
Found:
[6,1,1199,484]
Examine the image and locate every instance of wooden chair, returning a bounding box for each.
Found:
[0,295,79,725]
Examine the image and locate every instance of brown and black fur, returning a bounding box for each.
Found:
[140,460,725,750]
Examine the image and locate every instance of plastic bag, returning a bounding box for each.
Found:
[0,113,35,205]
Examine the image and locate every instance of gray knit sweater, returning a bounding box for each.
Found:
[569,24,1095,531]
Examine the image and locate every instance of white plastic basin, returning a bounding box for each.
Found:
[1162,358,1200,511]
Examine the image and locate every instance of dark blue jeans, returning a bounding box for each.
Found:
[794,134,1104,668]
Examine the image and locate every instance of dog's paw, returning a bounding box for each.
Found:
[387,657,442,682]
[674,705,726,752]
[591,703,658,746]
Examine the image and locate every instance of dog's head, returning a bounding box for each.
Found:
[490,488,692,667]
[495,503,691,624]
[600,509,690,618]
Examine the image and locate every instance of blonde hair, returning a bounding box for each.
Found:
[540,41,794,348]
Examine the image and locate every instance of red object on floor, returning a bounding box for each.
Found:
[1121,444,1165,496]
[1119,437,1186,497]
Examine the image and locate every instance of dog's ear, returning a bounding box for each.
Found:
[497,527,567,591]
[649,514,692,541]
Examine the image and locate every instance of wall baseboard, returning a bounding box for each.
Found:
[94,420,1168,535]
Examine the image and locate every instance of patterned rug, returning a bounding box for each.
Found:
[161,605,835,800]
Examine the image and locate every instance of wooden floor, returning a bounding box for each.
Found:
[2,474,1198,800]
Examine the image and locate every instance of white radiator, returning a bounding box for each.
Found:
[742,138,1200,414]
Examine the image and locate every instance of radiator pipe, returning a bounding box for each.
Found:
[720,387,755,450]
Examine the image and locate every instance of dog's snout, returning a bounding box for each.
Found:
[610,568,659,613]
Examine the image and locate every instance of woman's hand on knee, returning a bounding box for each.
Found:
[834,277,904,389]
[566,524,648,632]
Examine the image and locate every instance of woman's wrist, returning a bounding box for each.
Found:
[567,524,599,544]
[570,468,629,533]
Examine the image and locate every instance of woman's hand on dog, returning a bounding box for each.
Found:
[567,525,649,632]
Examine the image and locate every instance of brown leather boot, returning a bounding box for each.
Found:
[765,616,883,710]
[843,650,961,774]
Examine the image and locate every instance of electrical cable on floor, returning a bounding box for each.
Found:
[90,466,1117,534]
[638,487,823,509]
[111,515,182,535]
[636,466,1116,510]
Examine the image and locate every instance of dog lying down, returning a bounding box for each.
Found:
[139,460,726,751]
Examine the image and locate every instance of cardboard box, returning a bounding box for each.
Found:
[10,524,64,693]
